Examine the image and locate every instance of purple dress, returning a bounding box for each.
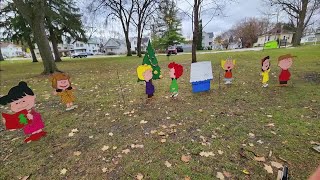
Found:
[146,80,155,95]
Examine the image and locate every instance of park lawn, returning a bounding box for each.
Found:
[0,45,319,179]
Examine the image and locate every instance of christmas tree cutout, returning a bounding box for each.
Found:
[19,114,28,125]
[139,41,162,80]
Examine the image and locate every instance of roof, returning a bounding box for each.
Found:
[208,32,214,38]
[0,42,20,48]
[105,38,124,48]
[190,61,213,82]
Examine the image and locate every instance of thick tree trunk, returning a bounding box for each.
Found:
[192,0,200,63]
[137,24,142,57]
[124,30,132,56]
[26,36,38,62]
[48,25,62,62]
[0,47,4,61]
[31,17,58,74]
[293,0,308,46]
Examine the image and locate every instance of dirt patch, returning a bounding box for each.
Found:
[304,72,320,83]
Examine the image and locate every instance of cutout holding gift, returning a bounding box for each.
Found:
[261,56,271,88]
[0,81,46,143]
[278,54,295,86]
[190,61,213,93]
[168,62,184,97]
[50,73,77,111]
[221,58,236,85]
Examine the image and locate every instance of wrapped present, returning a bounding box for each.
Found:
[2,109,30,130]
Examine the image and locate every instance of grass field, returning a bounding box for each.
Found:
[0,45,319,179]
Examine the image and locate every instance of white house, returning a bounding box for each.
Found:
[104,38,127,54]
[301,27,320,44]
[130,37,150,52]
[254,27,294,47]
[0,42,23,58]
[202,32,214,49]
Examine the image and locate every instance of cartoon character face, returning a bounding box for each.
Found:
[224,60,234,71]
[10,95,35,112]
[143,69,153,81]
[278,58,292,70]
[169,68,176,78]
[262,59,270,71]
[57,79,70,90]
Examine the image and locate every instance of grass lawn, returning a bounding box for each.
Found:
[0,45,319,179]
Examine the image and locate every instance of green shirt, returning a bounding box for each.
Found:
[170,79,178,93]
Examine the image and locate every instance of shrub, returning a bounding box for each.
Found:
[107,52,116,55]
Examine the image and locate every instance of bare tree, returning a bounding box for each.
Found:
[91,0,135,56]
[132,0,158,57]
[0,46,4,61]
[268,0,320,46]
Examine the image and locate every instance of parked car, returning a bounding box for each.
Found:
[176,46,183,52]
[72,52,87,58]
[87,52,94,56]
[166,46,177,56]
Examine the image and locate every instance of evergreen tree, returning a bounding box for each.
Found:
[140,41,161,80]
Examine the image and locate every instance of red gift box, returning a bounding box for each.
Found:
[2,110,30,130]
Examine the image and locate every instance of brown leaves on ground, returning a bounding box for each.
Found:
[73,151,81,156]
[136,173,143,180]
[181,155,191,163]
[254,156,266,162]
[60,168,67,175]
[164,161,172,168]
[264,164,273,174]
[271,161,283,169]
[216,172,225,180]
[199,151,215,157]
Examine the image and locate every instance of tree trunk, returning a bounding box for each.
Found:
[0,47,4,61]
[31,17,58,74]
[192,0,200,63]
[124,30,132,56]
[26,36,38,62]
[49,28,62,62]
[293,0,308,46]
[137,26,142,57]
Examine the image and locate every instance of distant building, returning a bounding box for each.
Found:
[104,38,127,55]
[202,32,214,49]
[301,27,320,44]
[0,42,23,58]
[254,26,294,47]
[130,37,150,52]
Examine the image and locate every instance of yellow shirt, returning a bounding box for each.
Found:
[261,69,270,83]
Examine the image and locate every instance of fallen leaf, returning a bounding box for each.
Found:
[161,139,167,143]
[271,161,283,169]
[254,156,266,162]
[112,146,117,150]
[257,140,264,144]
[199,109,203,112]
[264,164,273,174]
[21,175,30,180]
[242,169,250,175]
[73,151,81,156]
[89,135,94,139]
[249,143,254,147]
[122,149,130,154]
[131,144,144,148]
[218,150,224,155]
[71,128,79,133]
[266,123,275,127]
[248,133,255,138]
[223,171,232,178]
[269,150,273,157]
[140,120,148,124]
[216,172,225,180]
[267,115,273,118]
[164,161,172,168]
[68,132,75,137]
[136,173,143,180]
[60,168,67,175]
[199,151,215,157]
[181,155,191,163]
[184,176,191,180]
[108,132,114,136]
[101,145,109,151]
[158,131,166,136]
[166,116,171,120]
[150,130,157,134]
[102,167,108,173]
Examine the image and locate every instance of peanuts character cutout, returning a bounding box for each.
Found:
[278,54,295,86]
[51,73,77,111]
[137,64,155,99]
[221,59,236,84]
[261,56,271,88]
[0,81,46,143]
[168,62,183,97]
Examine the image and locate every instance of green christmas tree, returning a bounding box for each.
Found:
[141,41,162,80]
[19,114,28,125]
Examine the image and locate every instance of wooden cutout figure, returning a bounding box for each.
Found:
[50,73,77,111]
[278,54,295,86]
[140,41,162,80]
[137,64,155,99]
[221,58,236,84]
[261,56,271,88]
[0,81,46,143]
[168,62,183,97]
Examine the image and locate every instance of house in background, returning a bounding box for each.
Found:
[202,32,214,49]
[0,42,23,58]
[104,38,127,55]
[301,27,320,44]
[254,26,294,47]
[130,37,150,52]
